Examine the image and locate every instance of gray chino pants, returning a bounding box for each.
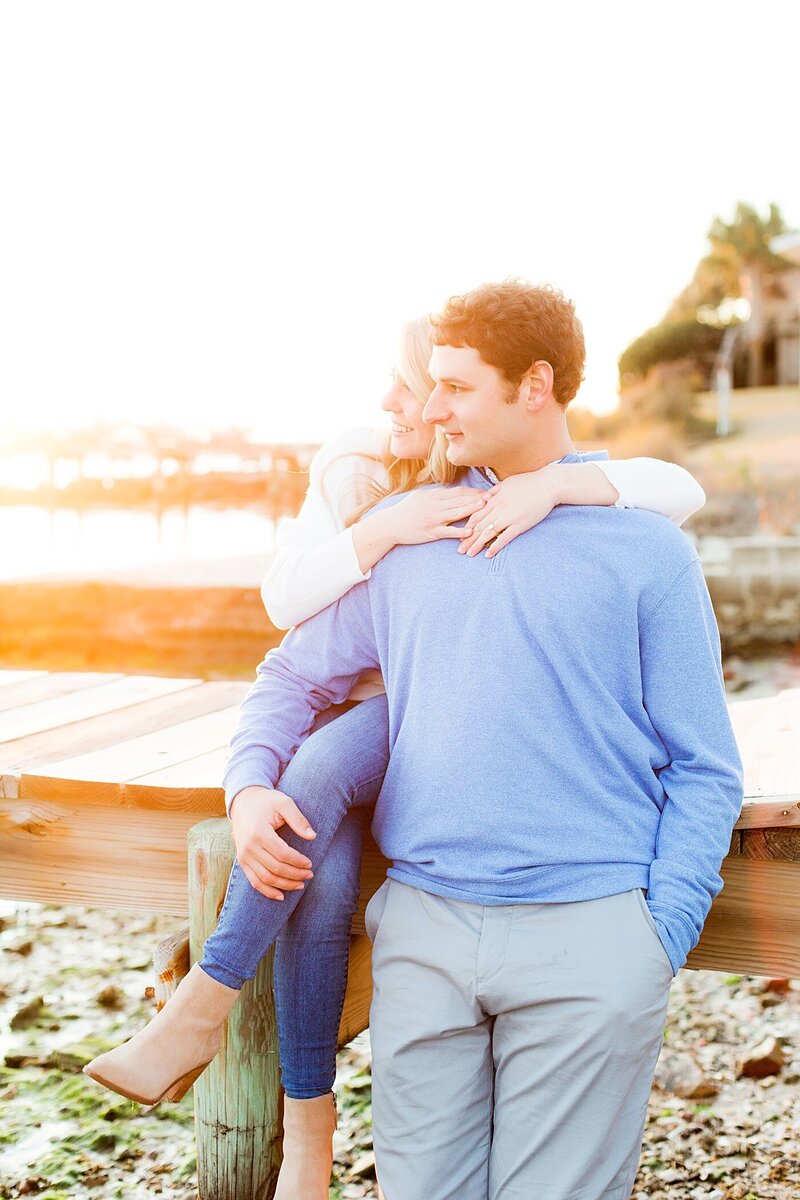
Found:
[365,880,674,1200]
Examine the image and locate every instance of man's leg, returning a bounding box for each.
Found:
[366,880,494,1200]
[488,889,673,1200]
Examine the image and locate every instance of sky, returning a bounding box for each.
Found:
[1,1,798,444]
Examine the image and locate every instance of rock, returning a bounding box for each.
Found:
[6,939,34,956]
[347,1150,376,1179]
[762,978,792,994]
[3,1053,42,1069]
[653,1050,718,1099]
[738,1035,784,1078]
[16,1180,45,1196]
[43,1043,96,1072]
[96,985,125,1010]
[9,996,44,1029]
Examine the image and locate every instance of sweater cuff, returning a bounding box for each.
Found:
[223,758,279,817]
[649,905,699,976]
[341,525,372,583]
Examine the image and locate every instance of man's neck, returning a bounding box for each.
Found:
[487,432,576,480]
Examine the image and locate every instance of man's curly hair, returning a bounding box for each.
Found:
[430,279,586,407]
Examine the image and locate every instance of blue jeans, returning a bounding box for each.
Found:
[199,693,389,1098]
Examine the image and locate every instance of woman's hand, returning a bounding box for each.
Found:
[353,486,487,573]
[459,469,563,559]
[387,486,488,546]
[460,462,621,558]
[230,785,316,900]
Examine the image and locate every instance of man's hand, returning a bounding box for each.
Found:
[230,785,316,900]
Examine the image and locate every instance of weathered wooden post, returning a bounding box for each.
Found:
[188,817,283,1200]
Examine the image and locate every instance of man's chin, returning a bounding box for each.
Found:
[445,439,473,466]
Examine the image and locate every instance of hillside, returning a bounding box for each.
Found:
[590,387,800,537]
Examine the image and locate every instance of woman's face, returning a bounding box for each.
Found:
[381,372,433,460]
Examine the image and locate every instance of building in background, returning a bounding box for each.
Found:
[739,231,800,387]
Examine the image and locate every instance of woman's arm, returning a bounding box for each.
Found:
[460,458,706,559]
[261,431,385,630]
[590,458,706,526]
[262,430,486,629]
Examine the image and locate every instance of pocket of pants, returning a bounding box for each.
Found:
[632,888,674,978]
[365,879,390,944]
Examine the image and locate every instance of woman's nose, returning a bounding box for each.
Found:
[381,382,402,412]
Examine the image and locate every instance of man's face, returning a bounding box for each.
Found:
[424,345,525,471]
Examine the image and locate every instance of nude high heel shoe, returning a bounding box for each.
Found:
[273,1091,338,1200]
[83,963,239,1105]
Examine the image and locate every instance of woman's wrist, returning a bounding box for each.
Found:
[543,462,620,507]
[351,508,399,573]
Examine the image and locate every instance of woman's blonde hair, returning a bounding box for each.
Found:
[345,317,459,526]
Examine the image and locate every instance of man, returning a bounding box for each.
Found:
[224,281,743,1199]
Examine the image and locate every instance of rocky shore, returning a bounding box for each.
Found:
[3,897,800,1200]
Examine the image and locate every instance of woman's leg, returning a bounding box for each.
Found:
[272,812,368,1200]
[199,694,389,987]
[84,695,389,1109]
[274,808,368,1098]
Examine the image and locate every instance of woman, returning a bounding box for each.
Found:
[85,317,706,1199]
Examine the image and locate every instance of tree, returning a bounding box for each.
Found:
[620,202,791,387]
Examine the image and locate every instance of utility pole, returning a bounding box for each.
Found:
[714,327,738,437]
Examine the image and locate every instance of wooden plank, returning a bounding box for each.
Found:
[0,803,385,925]
[132,747,232,791]
[0,669,44,691]
[0,680,249,773]
[731,689,800,799]
[0,675,197,744]
[352,834,390,938]
[741,826,800,862]
[14,776,227,814]
[688,856,800,977]
[728,693,776,745]
[153,927,190,1012]
[0,799,210,915]
[0,672,123,717]
[736,796,800,831]
[338,934,374,1046]
[19,706,242,798]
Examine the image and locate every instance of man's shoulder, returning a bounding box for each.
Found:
[548,505,700,575]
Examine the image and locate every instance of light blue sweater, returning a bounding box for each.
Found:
[225,453,744,974]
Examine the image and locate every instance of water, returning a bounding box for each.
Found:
[0,505,279,582]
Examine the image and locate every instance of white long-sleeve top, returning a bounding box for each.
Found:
[262,428,707,635]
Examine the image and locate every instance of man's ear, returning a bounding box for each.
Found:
[521,360,554,412]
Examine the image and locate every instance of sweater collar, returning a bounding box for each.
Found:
[466,448,609,489]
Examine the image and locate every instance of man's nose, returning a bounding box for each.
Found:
[422,385,448,425]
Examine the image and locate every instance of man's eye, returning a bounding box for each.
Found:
[450,384,463,394]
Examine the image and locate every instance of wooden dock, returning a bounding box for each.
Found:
[1,669,799,1197]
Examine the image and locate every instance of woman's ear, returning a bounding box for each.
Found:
[522,360,554,411]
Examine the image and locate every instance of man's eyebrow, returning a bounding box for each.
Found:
[436,375,472,387]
